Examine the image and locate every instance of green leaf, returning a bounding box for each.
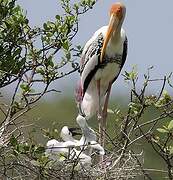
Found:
[13,48,21,57]
[76,45,82,50]
[73,3,79,11]
[20,83,30,93]
[163,90,171,101]
[81,0,87,6]
[55,15,60,20]
[157,128,169,133]
[46,56,54,67]
[62,40,69,51]
[65,52,71,60]
[43,23,48,30]
[168,120,173,130]
[10,134,18,146]
[89,0,96,6]
[23,143,30,152]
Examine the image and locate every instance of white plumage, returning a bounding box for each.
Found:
[80,27,126,118]
[46,126,105,165]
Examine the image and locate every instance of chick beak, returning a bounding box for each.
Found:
[69,127,81,136]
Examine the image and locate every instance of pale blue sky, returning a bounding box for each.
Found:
[17,0,173,97]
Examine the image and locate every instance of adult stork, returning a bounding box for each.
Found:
[76,2,128,147]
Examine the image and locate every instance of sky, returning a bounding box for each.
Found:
[17,0,173,98]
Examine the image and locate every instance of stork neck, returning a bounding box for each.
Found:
[111,28,121,43]
[112,17,123,40]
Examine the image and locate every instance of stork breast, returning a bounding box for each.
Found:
[95,61,120,89]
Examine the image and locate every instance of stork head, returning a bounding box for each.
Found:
[100,2,126,62]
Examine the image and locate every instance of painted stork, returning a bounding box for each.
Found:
[76,2,128,147]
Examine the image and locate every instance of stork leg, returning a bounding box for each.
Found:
[97,81,112,148]
[96,80,103,145]
[101,82,112,148]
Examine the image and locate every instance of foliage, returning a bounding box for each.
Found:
[0,0,96,135]
[1,0,173,180]
[116,66,173,180]
[0,0,97,178]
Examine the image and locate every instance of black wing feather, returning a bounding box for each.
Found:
[81,33,104,96]
[120,36,128,69]
[112,36,128,84]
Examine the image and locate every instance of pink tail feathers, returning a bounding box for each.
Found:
[75,80,83,104]
[75,80,97,118]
